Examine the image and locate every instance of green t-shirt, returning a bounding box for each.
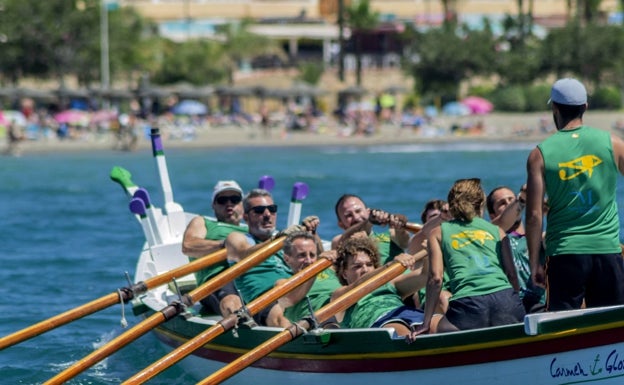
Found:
[509,232,545,304]
[341,283,404,328]
[538,126,621,255]
[191,219,247,285]
[233,234,292,303]
[440,218,511,301]
[284,268,341,322]
[371,230,404,265]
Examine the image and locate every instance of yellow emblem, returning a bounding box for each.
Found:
[451,230,494,249]
[558,155,602,180]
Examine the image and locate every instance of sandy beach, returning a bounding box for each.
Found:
[4,110,623,155]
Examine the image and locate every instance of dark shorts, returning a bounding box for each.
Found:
[199,281,239,316]
[445,288,525,331]
[371,305,424,329]
[546,253,624,311]
[253,301,278,326]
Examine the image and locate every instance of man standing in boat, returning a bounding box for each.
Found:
[224,188,316,327]
[331,194,410,264]
[526,78,624,311]
[182,180,247,317]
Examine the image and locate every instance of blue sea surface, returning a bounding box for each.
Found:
[1,141,622,384]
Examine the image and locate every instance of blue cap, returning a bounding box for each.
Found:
[549,78,587,106]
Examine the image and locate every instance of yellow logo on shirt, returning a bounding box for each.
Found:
[558,155,602,181]
[451,230,494,249]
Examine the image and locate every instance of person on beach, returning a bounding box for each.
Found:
[182,180,247,317]
[409,178,525,339]
[331,194,410,264]
[332,236,427,337]
[487,185,546,313]
[275,231,341,325]
[224,188,316,327]
[526,78,624,311]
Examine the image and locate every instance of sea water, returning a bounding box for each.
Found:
[2,141,623,384]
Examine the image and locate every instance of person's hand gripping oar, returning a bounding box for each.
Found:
[43,236,286,385]
[0,247,228,351]
[122,249,336,385]
[197,253,421,385]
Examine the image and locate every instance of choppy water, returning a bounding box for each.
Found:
[2,140,621,384]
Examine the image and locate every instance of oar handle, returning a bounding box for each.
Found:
[404,222,422,233]
[199,262,406,385]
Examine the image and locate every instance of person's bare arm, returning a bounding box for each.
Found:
[491,185,526,233]
[331,220,372,250]
[526,147,546,288]
[278,250,337,308]
[391,250,428,299]
[182,216,223,257]
[611,133,624,175]
[499,229,520,292]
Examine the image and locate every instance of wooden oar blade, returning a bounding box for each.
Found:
[199,262,406,384]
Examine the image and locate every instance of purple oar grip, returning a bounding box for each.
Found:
[129,198,147,217]
[150,127,164,156]
[133,188,152,207]
[258,175,275,191]
[291,182,309,201]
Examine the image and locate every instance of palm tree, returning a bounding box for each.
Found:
[345,0,379,86]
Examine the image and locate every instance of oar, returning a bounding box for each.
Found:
[404,222,422,233]
[129,197,158,246]
[123,256,334,384]
[258,175,275,191]
[286,182,309,227]
[0,248,227,351]
[150,127,186,240]
[44,236,285,385]
[199,261,407,385]
[110,166,139,198]
[133,188,164,245]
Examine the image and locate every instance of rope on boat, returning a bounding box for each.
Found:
[117,289,128,328]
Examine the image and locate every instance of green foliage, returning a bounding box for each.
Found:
[298,62,324,85]
[524,84,551,112]
[153,40,227,85]
[591,86,622,110]
[491,85,527,112]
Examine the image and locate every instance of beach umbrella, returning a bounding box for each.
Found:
[171,99,208,115]
[461,96,494,115]
[54,109,89,125]
[442,101,471,116]
[90,109,118,124]
[1,110,27,126]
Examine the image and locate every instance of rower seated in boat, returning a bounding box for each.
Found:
[410,178,525,341]
[332,236,427,337]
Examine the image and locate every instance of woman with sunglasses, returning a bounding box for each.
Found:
[182,180,247,318]
[409,178,525,340]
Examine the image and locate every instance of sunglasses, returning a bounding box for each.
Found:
[247,204,278,214]
[215,195,242,205]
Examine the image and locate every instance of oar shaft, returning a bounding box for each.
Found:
[44,313,166,385]
[187,237,285,304]
[144,249,226,289]
[200,262,406,384]
[404,222,422,233]
[123,257,332,384]
[0,249,227,351]
[0,292,119,351]
[45,239,284,383]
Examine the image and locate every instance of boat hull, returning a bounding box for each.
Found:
[142,304,624,384]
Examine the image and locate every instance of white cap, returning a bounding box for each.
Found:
[549,78,587,106]
[212,180,243,202]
